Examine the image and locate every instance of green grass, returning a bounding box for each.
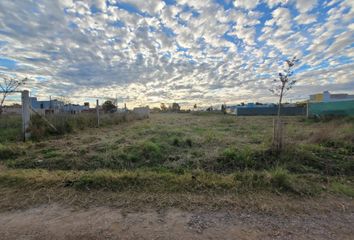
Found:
[0,111,147,142]
[330,182,354,197]
[0,143,22,161]
[0,168,329,196]
[0,113,353,199]
[0,115,22,143]
[234,168,323,195]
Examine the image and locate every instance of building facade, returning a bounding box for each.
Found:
[30,97,89,114]
[308,91,354,117]
[309,91,354,102]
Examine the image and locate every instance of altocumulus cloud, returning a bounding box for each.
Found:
[0,0,353,107]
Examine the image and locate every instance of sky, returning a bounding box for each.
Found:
[0,0,353,108]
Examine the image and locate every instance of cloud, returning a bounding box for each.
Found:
[295,0,317,13]
[0,0,353,107]
[118,0,166,15]
[265,0,289,8]
[295,12,317,25]
[233,0,260,10]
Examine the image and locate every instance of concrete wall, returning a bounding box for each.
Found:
[236,107,306,116]
[309,100,354,116]
[2,107,21,115]
[63,104,89,113]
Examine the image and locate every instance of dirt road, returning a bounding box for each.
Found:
[0,204,353,240]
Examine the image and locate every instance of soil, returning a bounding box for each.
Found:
[0,204,353,240]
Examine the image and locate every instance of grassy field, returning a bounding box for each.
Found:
[0,112,353,210]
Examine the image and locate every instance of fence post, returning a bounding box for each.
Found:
[306,101,309,118]
[21,90,31,141]
[96,99,100,127]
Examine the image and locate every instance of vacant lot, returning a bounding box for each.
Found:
[0,113,353,239]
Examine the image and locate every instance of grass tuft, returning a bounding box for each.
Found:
[330,182,354,197]
[0,144,21,160]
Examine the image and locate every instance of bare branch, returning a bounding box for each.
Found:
[0,75,28,113]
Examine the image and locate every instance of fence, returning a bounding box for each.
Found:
[236,107,306,116]
[3,91,150,142]
[308,100,354,117]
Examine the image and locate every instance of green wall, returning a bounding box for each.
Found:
[309,100,354,116]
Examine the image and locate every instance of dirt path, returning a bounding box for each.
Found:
[0,204,353,240]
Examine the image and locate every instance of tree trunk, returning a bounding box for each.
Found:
[277,83,285,119]
[0,93,7,115]
[273,83,285,152]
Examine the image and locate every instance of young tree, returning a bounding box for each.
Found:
[269,56,298,119]
[0,75,28,114]
[269,56,299,151]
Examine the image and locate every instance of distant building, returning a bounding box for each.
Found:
[226,103,276,114]
[308,91,354,117]
[30,97,64,114]
[2,104,22,115]
[30,97,89,114]
[63,104,89,114]
[226,102,305,116]
[309,91,354,103]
